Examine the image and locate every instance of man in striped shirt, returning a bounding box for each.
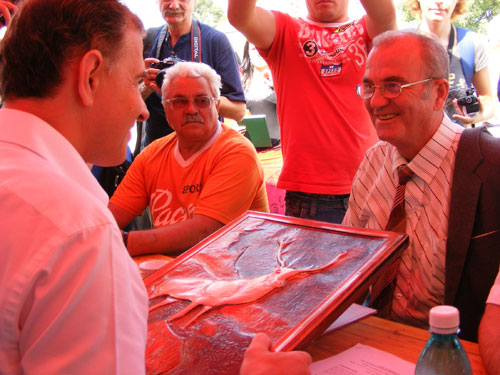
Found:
[343,30,500,342]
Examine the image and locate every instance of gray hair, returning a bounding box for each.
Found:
[371,30,449,81]
[161,62,222,106]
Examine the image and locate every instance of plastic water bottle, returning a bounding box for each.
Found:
[415,305,472,375]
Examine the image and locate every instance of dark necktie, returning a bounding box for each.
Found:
[385,164,414,232]
[371,164,414,306]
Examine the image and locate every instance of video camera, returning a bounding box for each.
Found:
[457,87,480,116]
[149,55,184,88]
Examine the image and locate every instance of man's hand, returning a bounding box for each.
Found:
[453,95,496,128]
[141,57,162,99]
[452,98,478,127]
[240,333,312,375]
[0,1,17,27]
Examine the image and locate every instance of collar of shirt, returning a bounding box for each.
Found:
[390,115,464,201]
[302,16,356,29]
[0,108,108,204]
[174,120,223,167]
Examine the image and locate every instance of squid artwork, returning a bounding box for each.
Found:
[148,239,350,328]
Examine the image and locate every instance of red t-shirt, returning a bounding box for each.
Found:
[261,12,378,194]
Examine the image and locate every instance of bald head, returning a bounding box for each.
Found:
[362,30,450,160]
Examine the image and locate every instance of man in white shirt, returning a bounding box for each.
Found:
[0,0,311,374]
[343,30,500,342]
[0,1,149,373]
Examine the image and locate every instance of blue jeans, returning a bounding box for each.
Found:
[284,190,349,224]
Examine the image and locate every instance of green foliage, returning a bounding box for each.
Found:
[193,0,225,27]
[396,0,417,25]
[456,0,500,34]
[396,0,500,33]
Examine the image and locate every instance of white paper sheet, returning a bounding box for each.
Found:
[310,343,415,375]
[323,303,377,335]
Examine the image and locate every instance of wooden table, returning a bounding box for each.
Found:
[307,315,486,374]
[132,254,486,374]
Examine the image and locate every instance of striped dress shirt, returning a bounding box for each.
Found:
[343,116,464,328]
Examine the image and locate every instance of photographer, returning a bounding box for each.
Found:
[140,0,245,146]
[407,0,496,127]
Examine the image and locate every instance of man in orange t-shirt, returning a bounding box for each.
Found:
[109,62,268,256]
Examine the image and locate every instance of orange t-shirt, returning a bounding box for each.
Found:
[110,124,269,227]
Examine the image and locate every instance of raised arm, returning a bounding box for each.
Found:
[227,0,276,50]
[360,0,397,39]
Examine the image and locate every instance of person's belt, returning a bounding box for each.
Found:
[288,191,349,200]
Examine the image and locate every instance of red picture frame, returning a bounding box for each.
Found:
[144,211,408,374]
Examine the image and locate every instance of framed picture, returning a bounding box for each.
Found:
[144,211,407,374]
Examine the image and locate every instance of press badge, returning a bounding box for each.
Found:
[321,64,342,77]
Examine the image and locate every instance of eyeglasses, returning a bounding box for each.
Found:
[355,78,435,100]
[165,96,216,110]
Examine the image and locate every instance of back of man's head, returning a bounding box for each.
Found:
[0,0,143,102]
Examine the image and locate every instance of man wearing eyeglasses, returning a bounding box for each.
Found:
[141,0,245,146]
[109,62,269,256]
[343,30,500,342]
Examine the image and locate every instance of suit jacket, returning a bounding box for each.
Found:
[446,126,500,341]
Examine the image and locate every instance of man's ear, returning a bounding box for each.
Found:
[78,49,104,107]
[434,78,449,111]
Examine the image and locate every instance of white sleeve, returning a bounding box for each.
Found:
[17,225,148,374]
[474,32,490,73]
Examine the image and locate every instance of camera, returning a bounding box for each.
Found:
[150,55,183,88]
[456,87,480,116]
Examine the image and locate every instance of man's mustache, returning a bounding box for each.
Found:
[182,114,204,125]
[165,9,184,15]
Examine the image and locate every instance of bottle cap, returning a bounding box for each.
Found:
[429,305,460,334]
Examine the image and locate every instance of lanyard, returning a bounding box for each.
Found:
[447,25,455,63]
[155,20,201,62]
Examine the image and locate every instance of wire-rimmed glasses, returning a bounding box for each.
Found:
[164,95,216,110]
[355,78,435,99]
